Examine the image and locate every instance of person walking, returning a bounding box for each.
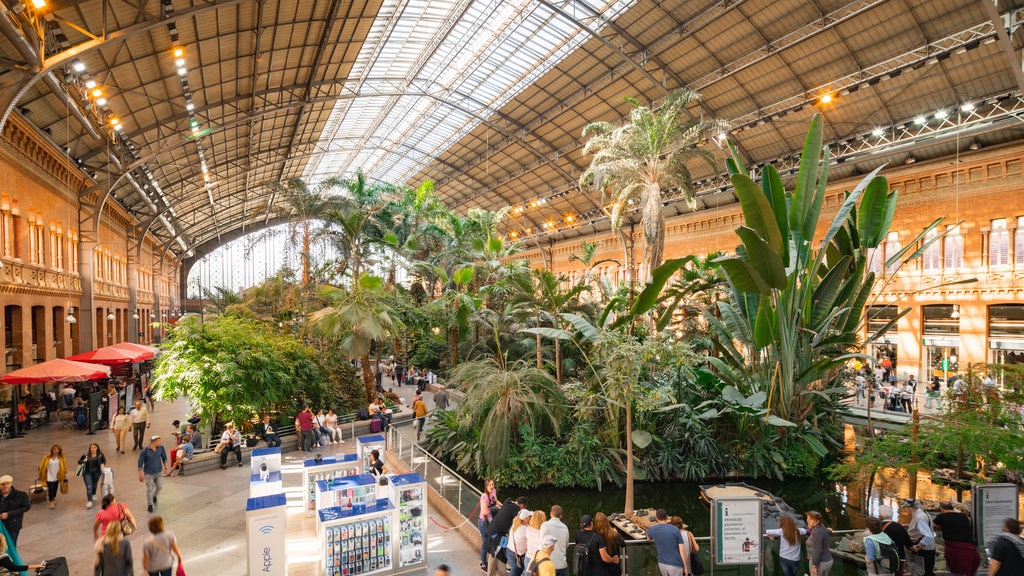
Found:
[805,510,834,576]
[110,406,131,454]
[137,435,168,513]
[765,515,808,576]
[93,494,137,540]
[78,443,107,509]
[478,478,499,572]
[37,444,67,509]
[130,400,151,451]
[143,515,184,576]
[95,520,134,576]
[902,499,936,576]
[0,475,30,545]
[647,509,688,576]
[412,394,428,441]
[433,385,450,411]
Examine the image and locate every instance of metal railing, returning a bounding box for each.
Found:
[387,424,482,527]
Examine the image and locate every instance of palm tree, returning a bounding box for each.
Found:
[450,307,564,470]
[319,170,393,283]
[508,268,590,384]
[579,89,725,277]
[264,176,344,287]
[311,275,400,401]
[568,240,621,297]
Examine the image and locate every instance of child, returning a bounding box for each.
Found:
[100,465,115,497]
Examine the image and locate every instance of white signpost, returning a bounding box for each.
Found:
[712,496,762,568]
[971,483,1019,546]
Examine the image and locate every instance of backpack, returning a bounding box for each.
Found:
[572,532,596,576]
[868,535,900,575]
[357,407,370,420]
[527,555,549,576]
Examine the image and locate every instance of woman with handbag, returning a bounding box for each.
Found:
[670,516,702,576]
[95,520,134,576]
[143,516,184,576]
[78,443,107,509]
[37,444,67,509]
[93,494,137,540]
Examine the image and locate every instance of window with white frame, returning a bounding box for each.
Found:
[990,218,1009,268]
[50,226,64,270]
[867,247,883,274]
[944,225,963,270]
[885,232,901,273]
[0,207,12,259]
[1016,217,1024,266]
[28,214,44,264]
[68,230,79,272]
[922,228,941,271]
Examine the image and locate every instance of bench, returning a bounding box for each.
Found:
[175,407,412,476]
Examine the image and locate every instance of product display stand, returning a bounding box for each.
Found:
[246,493,288,576]
[314,473,379,520]
[250,447,283,498]
[388,472,427,573]
[356,435,386,473]
[303,453,361,515]
[318,501,395,576]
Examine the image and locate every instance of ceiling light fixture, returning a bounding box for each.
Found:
[107,311,115,321]
[72,60,85,72]
[935,109,948,119]
[66,307,77,323]
[819,94,833,104]
[871,128,884,137]
[31,0,46,8]
[960,102,975,112]
[914,116,927,125]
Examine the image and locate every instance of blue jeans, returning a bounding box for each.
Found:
[83,470,101,501]
[779,557,800,576]
[478,517,489,565]
[507,548,524,576]
[147,570,172,576]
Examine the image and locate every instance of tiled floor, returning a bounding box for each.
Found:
[2,376,477,576]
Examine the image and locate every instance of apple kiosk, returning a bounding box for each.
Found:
[303,453,362,515]
[247,493,288,576]
[250,447,284,498]
[356,435,386,474]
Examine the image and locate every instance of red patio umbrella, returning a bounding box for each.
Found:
[1,358,111,384]
[67,345,147,365]
[109,342,159,360]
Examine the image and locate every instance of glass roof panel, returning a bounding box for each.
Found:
[307,0,638,186]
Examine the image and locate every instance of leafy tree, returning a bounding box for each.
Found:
[579,89,725,276]
[152,315,325,431]
[263,176,344,286]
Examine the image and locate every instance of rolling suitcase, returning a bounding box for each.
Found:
[35,557,69,576]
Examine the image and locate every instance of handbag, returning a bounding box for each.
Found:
[60,478,69,495]
[75,463,85,477]
[685,531,704,576]
[118,504,136,536]
[176,563,186,576]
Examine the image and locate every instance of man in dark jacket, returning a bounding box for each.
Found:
[485,496,527,569]
[257,415,281,448]
[0,474,31,545]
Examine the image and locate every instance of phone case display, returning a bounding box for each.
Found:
[318,506,394,576]
[304,453,361,515]
[390,472,427,570]
[249,447,283,498]
[356,435,386,474]
[315,474,379,516]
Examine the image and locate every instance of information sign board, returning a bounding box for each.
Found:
[712,497,762,565]
[972,483,1019,545]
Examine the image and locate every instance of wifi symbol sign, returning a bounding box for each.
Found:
[258,525,274,535]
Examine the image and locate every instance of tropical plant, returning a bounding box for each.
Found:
[507,268,590,383]
[263,176,344,286]
[708,114,941,453]
[311,274,401,401]
[579,88,726,276]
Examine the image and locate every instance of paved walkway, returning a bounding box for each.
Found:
[1,377,477,576]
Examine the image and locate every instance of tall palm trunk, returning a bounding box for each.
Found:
[301,222,312,286]
[361,351,375,402]
[555,338,562,385]
[624,399,635,515]
[449,326,459,368]
[535,312,542,369]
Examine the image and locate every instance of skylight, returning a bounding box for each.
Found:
[307,0,638,187]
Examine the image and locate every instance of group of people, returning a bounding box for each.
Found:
[0,430,187,574]
[294,405,348,452]
[759,498,1023,576]
[477,480,624,576]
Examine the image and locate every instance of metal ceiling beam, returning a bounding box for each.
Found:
[981,0,1024,96]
